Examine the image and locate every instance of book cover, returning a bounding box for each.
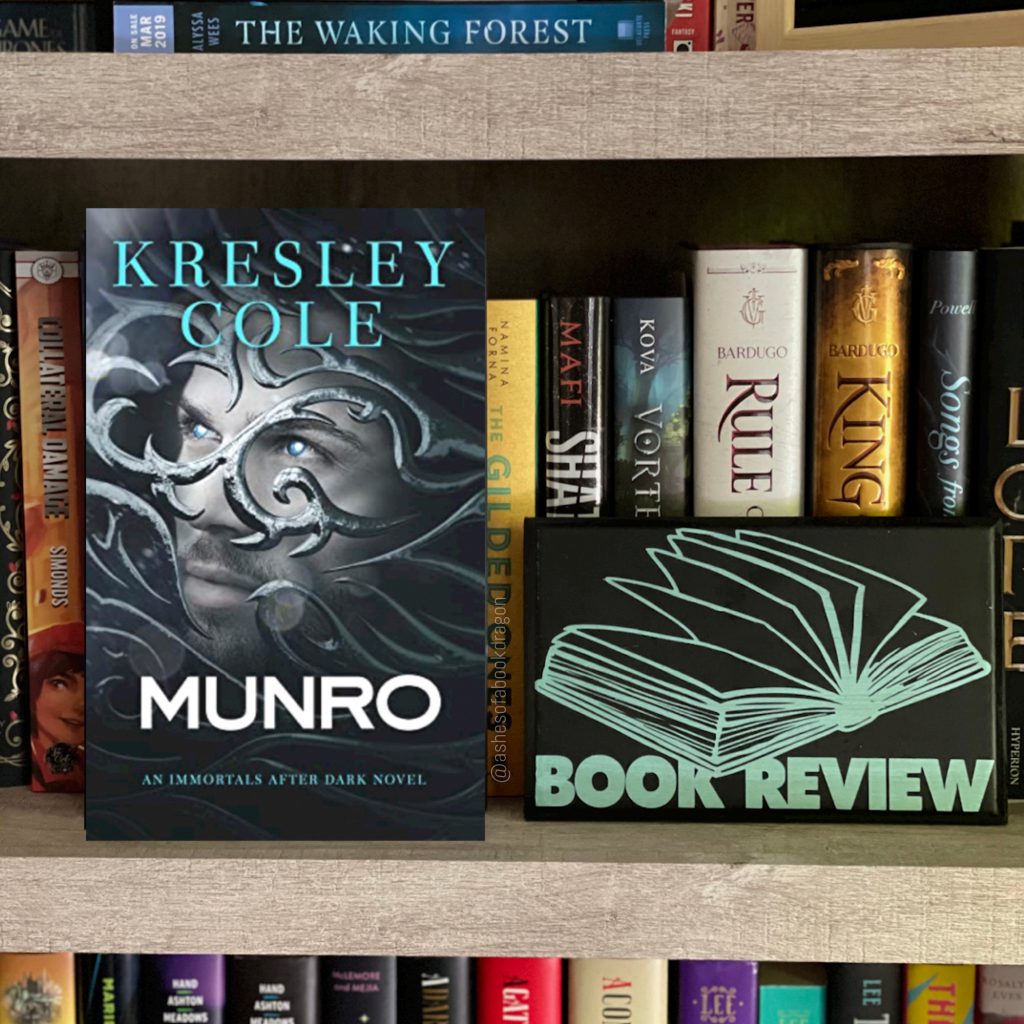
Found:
[979,966,1024,1024]
[15,251,85,793]
[828,964,902,1024]
[477,958,561,1024]
[760,965,825,1024]
[486,299,537,797]
[973,246,1024,799]
[913,250,976,516]
[678,961,757,1024]
[526,518,1004,822]
[665,0,712,50]
[569,959,668,1024]
[227,958,316,1024]
[320,957,396,1024]
[141,956,225,1024]
[541,296,611,519]
[812,246,912,517]
[77,955,140,1024]
[0,955,76,1024]
[83,207,486,841]
[113,2,665,52]
[613,296,690,518]
[397,959,471,1024]
[0,3,96,50]
[905,967,975,1024]
[0,250,28,788]
[688,247,807,516]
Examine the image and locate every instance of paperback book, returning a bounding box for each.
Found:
[827,964,902,1024]
[227,957,317,1024]
[320,957,396,1024]
[0,954,77,1024]
[978,966,1024,1024]
[569,959,668,1024]
[760,965,825,1024]
[84,208,486,841]
[76,955,140,1024]
[477,958,562,1024]
[397,959,471,1024]
[141,956,225,1024]
[905,966,975,1024]
[678,961,757,1024]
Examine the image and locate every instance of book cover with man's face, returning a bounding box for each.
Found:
[84,208,486,840]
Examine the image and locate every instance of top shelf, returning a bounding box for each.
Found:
[2,47,1024,162]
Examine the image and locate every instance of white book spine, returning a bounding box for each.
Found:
[691,247,808,516]
[979,966,1024,1021]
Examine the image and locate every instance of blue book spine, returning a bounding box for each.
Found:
[113,1,663,52]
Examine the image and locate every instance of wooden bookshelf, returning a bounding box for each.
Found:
[0,789,1022,961]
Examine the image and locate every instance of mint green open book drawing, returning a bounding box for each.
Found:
[535,528,991,777]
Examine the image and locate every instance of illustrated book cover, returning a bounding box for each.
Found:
[527,518,1004,823]
[84,208,486,840]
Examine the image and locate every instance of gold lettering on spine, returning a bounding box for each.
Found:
[1008,387,1024,446]
[1005,612,1024,671]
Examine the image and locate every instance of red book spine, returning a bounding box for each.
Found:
[477,958,562,1024]
[665,0,713,51]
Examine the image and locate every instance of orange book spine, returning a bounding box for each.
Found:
[15,252,85,792]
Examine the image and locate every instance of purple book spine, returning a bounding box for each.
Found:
[144,955,226,1024]
[679,961,758,1024]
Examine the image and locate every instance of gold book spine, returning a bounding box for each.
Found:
[486,300,537,798]
[812,247,911,516]
[569,959,669,1024]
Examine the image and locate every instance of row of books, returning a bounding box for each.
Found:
[2,954,1019,1024]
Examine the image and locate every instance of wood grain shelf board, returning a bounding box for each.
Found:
[1,48,1023,161]
[1,791,1022,959]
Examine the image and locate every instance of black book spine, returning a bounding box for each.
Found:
[0,3,96,50]
[913,250,977,516]
[319,956,396,1024]
[226,957,317,1024]
[541,296,611,518]
[612,296,690,517]
[76,955,140,1024]
[974,246,1024,800]
[828,964,903,1024]
[0,250,27,788]
[397,958,471,1024]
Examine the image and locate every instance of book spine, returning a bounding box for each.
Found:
[113,2,665,52]
[0,251,28,788]
[320,956,397,1024]
[486,300,537,798]
[540,296,611,519]
[0,953,77,1024]
[14,251,85,793]
[142,955,226,1024]
[905,966,976,1024]
[691,247,807,516]
[678,961,757,1024]
[77,955,141,1024]
[811,246,912,516]
[760,985,826,1024]
[397,958,471,1024]
[713,0,754,48]
[0,3,95,50]
[665,0,713,51]
[613,297,690,517]
[477,958,562,1024]
[569,959,669,1024]
[979,966,1024,1024]
[828,965,903,1024]
[974,246,1024,798]
[227,957,317,1024]
[913,250,977,516]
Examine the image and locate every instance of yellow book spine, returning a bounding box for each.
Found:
[812,247,911,516]
[569,959,670,1024]
[906,965,977,1024]
[486,300,537,798]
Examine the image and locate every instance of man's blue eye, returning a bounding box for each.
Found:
[285,438,309,458]
[191,423,211,441]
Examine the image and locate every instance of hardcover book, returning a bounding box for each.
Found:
[477,958,562,1024]
[905,966,975,1024]
[0,3,96,50]
[15,251,85,793]
[0,954,76,1024]
[113,2,665,52]
[613,296,690,518]
[0,251,27,788]
[979,966,1024,1024]
[760,965,825,1024]
[526,518,1004,822]
[227,958,316,1024]
[812,246,911,517]
[83,208,486,840]
[76,955,140,1024]
[320,957,396,1024]
[141,956,225,1024]
[827,964,902,1024]
[665,0,712,51]
[486,299,537,797]
[397,959,471,1024]
[973,246,1024,799]
[688,247,807,516]
[541,296,611,519]
[913,250,976,516]
[569,959,668,1024]
[678,961,757,1024]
